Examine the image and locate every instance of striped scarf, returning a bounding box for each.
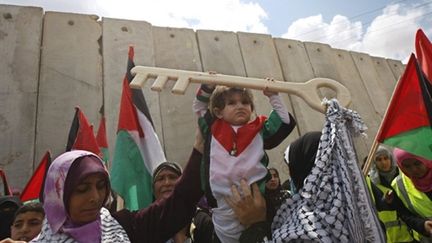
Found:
[270,99,385,243]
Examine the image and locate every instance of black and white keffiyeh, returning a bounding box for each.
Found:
[270,99,385,243]
[31,208,130,243]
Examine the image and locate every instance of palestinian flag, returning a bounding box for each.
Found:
[110,46,166,210]
[415,29,432,82]
[376,54,432,160]
[96,111,110,164]
[20,151,51,202]
[66,107,101,156]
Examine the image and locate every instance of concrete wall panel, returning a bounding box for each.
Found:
[238,32,284,80]
[331,49,381,160]
[371,57,397,98]
[274,38,324,134]
[153,26,202,166]
[304,42,370,160]
[0,5,43,188]
[102,18,159,162]
[238,32,298,180]
[371,56,398,97]
[386,59,405,80]
[35,12,102,164]
[351,52,389,117]
[197,30,245,76]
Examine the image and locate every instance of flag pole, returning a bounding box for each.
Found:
[362,87,396,175]
[362,140,378,175]
[362,63,406,175]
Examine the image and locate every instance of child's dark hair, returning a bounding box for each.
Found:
[209,86,254,117]
[14,202,45,220]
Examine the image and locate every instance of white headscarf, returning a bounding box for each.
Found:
[368,145,398,186]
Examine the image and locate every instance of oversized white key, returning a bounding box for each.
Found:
[130,66,351,113]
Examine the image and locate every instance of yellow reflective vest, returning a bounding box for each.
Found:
[366,176,414,243]
[392,174,432,242]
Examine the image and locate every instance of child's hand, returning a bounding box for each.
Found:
[202,71,217,90]
[263,78,278,97]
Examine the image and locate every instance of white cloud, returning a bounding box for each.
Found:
[282,14,362,50]
[0,0,268,33]
[360,4,426,61]
[281,2,432,61]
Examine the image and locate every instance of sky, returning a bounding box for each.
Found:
[2,0,432,62]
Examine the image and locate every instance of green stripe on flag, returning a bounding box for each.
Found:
[262,110,283,139]
[100,147,109,164]
[383,126,432,160]
[110,130,153,210]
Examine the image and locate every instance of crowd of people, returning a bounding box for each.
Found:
[1,83,432,243]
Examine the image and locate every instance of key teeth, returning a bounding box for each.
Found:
[172,89,186,95]
[171,76,190,95]
[129,72,150,89]
[151,75,169,92]
[151,86,163,92]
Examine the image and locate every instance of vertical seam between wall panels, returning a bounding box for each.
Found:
[349,52,379,116]
[152,27,167,155]
[303,42,318,79]
[32,10,45,171]
[236,33,248,77]
[273,38,301,136]
[98,20,105,126]
[195,30,205,73]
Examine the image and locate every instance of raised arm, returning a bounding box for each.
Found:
[112,129,205,243]
[193,84,215,117]
[262,90,296,149]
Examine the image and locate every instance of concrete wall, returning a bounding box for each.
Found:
[0,4,405,189]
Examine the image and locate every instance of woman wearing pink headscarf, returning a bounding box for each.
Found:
[30,148,203,243]
[391,148,432,242]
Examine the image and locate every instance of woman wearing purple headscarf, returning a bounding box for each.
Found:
[31,147,203,243]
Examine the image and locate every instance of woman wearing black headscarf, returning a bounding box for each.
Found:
[265,168,290,223]
[0,197,22,240]
[284,131,321,193]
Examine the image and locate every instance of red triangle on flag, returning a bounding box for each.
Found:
[67,107,101,156]
[118,78,144,137]
[377,54,431,141]
[416,29,432,83]
[117,47,144,137]
[20,151,51,202]
[96,116,108,148]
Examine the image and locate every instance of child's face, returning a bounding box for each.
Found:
[215,92,252,125]
[11,211,44,241]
